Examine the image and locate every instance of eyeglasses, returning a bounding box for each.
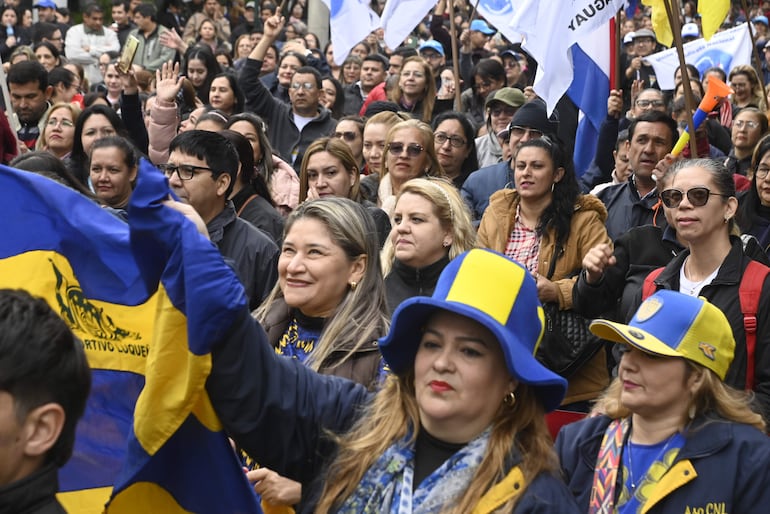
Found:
[434,132,466,148]
[334,131,357,142]
[387,142,424,157]
[490,106,516,117]
[635,99,665,109]
[734,119,760,129]
[290,81,315,90]
[157,163,213,180]
[46,118,74,128]
[508,125,543,139]
[659,187,728,208]
[756,165,770,179]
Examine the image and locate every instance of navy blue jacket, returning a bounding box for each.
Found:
[207,308,580,513]
[460,160,512,224]
[596,178,667,242]
[556,414,770,514]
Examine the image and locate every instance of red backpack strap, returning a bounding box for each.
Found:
[642,267,665,301]
[739,260,770,390]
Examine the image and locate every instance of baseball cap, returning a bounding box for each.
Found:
[590,290,735,380]
[418,40,444,57]
[633,28,657,41]
[500,49,521,61]
[245,1,256,9]
[34,0,56,8]
[682,23,699,39]
[485,87,525,109]
[753,15,769,27]
[379,249,567,413]
[470,19,496,36]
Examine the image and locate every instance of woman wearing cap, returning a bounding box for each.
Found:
[636,158,770,421]
[557,290,770,512]
[478,137,611,410]
[207,247,579,512]
[475,87,524,168]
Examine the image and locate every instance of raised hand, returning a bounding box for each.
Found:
[582,243,615,284]
[156,61,184,103]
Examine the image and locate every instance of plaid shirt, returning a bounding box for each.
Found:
[504,205,540,274]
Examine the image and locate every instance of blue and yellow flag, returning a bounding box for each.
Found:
[0,162,261,514]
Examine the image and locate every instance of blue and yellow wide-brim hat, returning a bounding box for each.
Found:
[590,290,735,380]
[379,249,567,413]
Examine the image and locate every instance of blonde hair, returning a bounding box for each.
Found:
[255,198,389,384]
[315,372,558,513]
[388,56,436,122]
[36,103,81,153]
[299,137,360,202]
[593,361,765,432]
[381,119,445,182]
[381,177,475,275]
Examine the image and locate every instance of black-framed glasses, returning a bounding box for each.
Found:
[434,132,466,148]
[659,187,728,208]
[333,131,357,142]
[158,163,213,180]
[756,165,770,179]
[290,81,315,90]
[635,99,666,109]
[387,142,424,158]
[508,125,543,139]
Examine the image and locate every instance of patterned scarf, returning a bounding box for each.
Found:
[589,418,628,514]
[335,428,491,513]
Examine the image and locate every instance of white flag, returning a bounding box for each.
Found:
[380,0,436,50]
[644,23,752,91]
[476,0,523,46]
[510,0,625,115]
[321,0,381,64]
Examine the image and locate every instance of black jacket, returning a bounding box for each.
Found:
[385,255,449,314]
[207,202,279,309]
[231,185,285,245]
[573,224,683,323]
[634,239,770,421]
[0,464,66,514]
[240,58,337,173]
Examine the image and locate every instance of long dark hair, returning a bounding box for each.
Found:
[210,71,245,114]
[738,136,770,232]
[516,138,579,249]
[70,105,129,185]
[182,46,222,104]
[431,111,480,178]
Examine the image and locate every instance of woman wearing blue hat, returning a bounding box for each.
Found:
[556,290,770,513]
[217,248,578,512]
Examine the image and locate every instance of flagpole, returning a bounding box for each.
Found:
[468,0,481,23]
[662,0,699,157]
[740,0,769,107]
[614,10,621,90]
[447,0,462,111]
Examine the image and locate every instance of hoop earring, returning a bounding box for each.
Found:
[503,391,516,406]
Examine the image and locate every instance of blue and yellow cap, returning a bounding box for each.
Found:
[590,290,735,380]
[378,249,567,413]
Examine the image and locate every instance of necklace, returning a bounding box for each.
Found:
[624,432,678,492]
[680,257,719,297]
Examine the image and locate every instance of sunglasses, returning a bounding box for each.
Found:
[659,186,728,208]
[333,131,357,142]
[387,142,424,158]
[508,125,543,139]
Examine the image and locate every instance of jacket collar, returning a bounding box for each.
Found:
[0,463,62,514]
[655,237,744,287]
[393,255,450,287]
[205,201,237,245]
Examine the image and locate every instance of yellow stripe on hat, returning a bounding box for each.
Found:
[446,251,522,325]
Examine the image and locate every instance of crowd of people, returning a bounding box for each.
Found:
[5,0,770,512]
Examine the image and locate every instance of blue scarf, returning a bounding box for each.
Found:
[335,427,491,513]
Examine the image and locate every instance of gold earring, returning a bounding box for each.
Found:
[349,281,357,291]
[503,391,516,406]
